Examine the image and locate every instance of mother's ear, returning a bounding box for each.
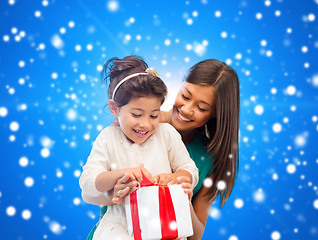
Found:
[108,99,119,117]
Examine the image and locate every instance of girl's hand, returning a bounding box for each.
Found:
[112,163,153,204]
[126,163,154,183]
[112,173,138,204]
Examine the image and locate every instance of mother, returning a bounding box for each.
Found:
[83,59,240,239]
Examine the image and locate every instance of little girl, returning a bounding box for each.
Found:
[79,56,198,240]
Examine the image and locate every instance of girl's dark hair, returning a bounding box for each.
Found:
[186,59,240,207]
[101,55,167,107]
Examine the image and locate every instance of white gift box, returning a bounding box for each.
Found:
[125,184,193,240]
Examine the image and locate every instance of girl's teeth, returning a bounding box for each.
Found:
[135,130,148,135]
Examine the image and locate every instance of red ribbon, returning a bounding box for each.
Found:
[130,173,178,240]
[130,190,142,240]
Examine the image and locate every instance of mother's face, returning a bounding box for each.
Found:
[171,82,216,133]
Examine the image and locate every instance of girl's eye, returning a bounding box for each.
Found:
[132,113,141,118]
[150,115,158,119]
[198,106,208,112]
[181,93,190,100]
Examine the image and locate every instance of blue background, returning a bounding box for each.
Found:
[1,0,318,239]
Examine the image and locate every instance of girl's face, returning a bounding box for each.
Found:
[115,96,162,144]
[172,82,216,133]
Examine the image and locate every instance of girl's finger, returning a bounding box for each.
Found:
[153,175,159,184]
[141,168,154,183]
[117,186,130,197]
[122,172,136,183]
[128,181,138,188]
[114,183,128,192]
[118,174,128,183]
[133,171,143,183]
[112,197,123,205]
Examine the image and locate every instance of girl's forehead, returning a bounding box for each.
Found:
[125,96,162,110]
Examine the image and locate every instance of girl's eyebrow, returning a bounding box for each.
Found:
[132,108,161,112]
[185,87,210,106]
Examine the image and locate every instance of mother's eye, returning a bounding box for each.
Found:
[198,106,208,112]
[181,93,190,100]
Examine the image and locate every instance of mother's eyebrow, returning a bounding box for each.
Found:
[185,88,192,96]
[200,100,210,106]
[185,88,210,106]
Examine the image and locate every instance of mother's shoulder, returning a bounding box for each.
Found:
[158,122,175,131]
[157,123,180,138]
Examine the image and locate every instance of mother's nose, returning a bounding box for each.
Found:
[180,104,193,115]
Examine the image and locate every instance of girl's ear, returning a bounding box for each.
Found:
[108,99,119,117]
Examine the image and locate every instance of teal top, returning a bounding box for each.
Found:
[87,132,214,240]
[186,132,214,195]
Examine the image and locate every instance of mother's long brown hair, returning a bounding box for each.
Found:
[185,59,240,207]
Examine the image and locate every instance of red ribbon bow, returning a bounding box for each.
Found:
[130,173,178,240]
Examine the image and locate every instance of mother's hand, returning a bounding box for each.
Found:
[177,176,193,201]
[153,173,174,185]
[159,110,172,124]
[154,171,192,185]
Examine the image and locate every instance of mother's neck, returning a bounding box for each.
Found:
[178,129,198,146]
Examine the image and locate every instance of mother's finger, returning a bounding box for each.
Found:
[176,176,191,184]
[181,182,193,189]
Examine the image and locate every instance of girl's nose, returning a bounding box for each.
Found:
[139,117,151,128]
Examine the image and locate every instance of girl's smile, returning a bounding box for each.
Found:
[132,129,150,138]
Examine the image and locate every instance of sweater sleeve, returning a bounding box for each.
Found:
[162,124,199,187]
[79,128,111,197]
